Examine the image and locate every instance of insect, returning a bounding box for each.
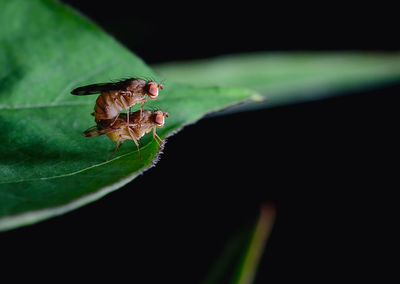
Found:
[71,78,164,125]
[83,109,169,160]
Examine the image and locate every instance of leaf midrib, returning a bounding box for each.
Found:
[0,145,141,184]
[0,101,92,110]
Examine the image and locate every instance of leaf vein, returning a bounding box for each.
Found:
[0,101,93,110]
[53,60,119,103]
[0,142,156,185]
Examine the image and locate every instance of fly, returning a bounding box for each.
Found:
[83,109,168,160]
[71,78,163,125]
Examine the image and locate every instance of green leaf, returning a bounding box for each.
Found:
[153,52,400,112]
[0,0,257,231]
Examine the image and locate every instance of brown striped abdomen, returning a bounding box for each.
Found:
[94,91,124,123]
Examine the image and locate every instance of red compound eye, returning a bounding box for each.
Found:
[154,112,164,126]
[148,82,158,99]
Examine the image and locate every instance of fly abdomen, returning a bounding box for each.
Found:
[94,91,123,122]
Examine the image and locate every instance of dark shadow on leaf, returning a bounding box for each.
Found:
[0,43,26,100]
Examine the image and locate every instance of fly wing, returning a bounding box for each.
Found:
[82,125,119,137]
[71,79,132,95]
[71,82,118,95]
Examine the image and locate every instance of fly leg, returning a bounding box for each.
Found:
[109,114,119,126]
[119,96,130,124]
[140,102,145,120]
[153,128,164,149]
[119,96,138,142]
[122,133,141,159]
[107,137,123,161]
[127,107,130,124]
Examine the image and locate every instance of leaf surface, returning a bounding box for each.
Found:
[0,0,256,231]
[153,52,400,111]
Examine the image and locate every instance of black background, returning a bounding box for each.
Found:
[1,1,398,282]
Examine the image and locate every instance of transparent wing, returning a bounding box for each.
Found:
[71,82,121,95]
[82,125,119,137]
[71,78,137,95]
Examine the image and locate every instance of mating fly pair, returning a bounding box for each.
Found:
[71,77,168,159]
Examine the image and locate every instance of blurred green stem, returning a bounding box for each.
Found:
[233,204,276,284]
